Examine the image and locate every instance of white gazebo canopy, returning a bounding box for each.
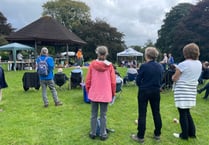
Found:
[117,48,143,66]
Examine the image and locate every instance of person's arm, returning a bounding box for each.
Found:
[172,68,181,82]
[85,66,92,93]
[110,65,116,97]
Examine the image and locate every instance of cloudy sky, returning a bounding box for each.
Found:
[0,0,197,46]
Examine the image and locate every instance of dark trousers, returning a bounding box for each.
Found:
[199,82,209,98]
[137,89,162,139]
[178,108,196,139]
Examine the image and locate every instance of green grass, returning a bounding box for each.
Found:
[0,66,209,145]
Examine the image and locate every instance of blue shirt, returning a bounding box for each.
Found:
[36,55,54,80]
[168,56,174,64]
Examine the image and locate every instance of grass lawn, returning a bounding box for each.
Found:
[0,66,209,145]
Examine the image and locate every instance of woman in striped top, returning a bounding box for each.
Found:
[172,43,202,140]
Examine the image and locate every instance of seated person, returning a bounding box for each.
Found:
[123,65,138,84]
[110,69,123,105]
[198,61,209,84]
[113,65,121,77]
[198,82,209,99]
[71,66,83,76]
[54,68,69,87]
[70,66,83,88]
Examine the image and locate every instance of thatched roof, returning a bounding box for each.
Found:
[6,16,86,46]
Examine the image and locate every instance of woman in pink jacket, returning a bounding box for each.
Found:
[86,46,116,141]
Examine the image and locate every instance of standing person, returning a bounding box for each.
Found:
[86,46,116,141]
[36,47,63,108]
[17,51,24,70]
[172,43,202,140]
[168,53,174,65]
[0,66,8,112]
[160,53,168,71]
[76,48,83,66]
[8,51,14,70]
[131,47,163,143]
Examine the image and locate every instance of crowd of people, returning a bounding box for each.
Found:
[0,43,206,143]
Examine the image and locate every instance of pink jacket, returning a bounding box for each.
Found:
[86,60,116,103]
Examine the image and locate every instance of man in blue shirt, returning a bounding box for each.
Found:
[36,47,62,107]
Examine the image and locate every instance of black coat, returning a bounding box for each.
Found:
[22,72,40,91]
[0,67,8,89]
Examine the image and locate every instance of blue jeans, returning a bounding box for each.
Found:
[137,89,162,138]
[40,79,59,105]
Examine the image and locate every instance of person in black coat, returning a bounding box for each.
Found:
[0,66,8,112]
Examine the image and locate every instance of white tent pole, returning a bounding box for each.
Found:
[13,49,16,71]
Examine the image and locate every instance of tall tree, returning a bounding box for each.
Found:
[0,12,14,45]
[173,0,209,61]
[155,3,194,59]
[42,0,125,62]
[74,19,124,62]
[42,0,91,30]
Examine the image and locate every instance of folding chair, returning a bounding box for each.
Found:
[22,72,40,91]
[54,73,68,89]
[126,73,137,85]
[69,71,82,89]
[110,80,123,106]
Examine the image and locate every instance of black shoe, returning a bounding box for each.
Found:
[89,133,96,139]
[55,101,63,106]
[100,134,108,141]
[44,104,48,108]
[154,135,160,141]
[131,134,144,143]
[189,135,196,138]
[197,89,202,94]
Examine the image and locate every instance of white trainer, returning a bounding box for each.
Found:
[173,133,180,138]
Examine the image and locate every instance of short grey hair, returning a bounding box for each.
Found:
[145,47,159,60]
[40,47,48,55]
[95,46,108,56]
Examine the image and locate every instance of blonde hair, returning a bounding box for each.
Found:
[145,47,159,60]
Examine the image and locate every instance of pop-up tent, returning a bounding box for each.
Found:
[117,48,143,66]
[60,51,75,56]
[0,42,34,71]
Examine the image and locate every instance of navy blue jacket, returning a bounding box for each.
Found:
[136,60,163,90]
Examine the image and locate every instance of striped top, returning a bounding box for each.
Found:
[173,59,202,108]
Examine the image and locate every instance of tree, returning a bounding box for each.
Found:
[74,19,124,62]
[0,12,14,45]
[42,0,125,62]
[42,0,91,30]
[173,0,209,61]
[155,3,194,61]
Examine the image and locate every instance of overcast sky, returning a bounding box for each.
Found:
[0,0,198,46]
